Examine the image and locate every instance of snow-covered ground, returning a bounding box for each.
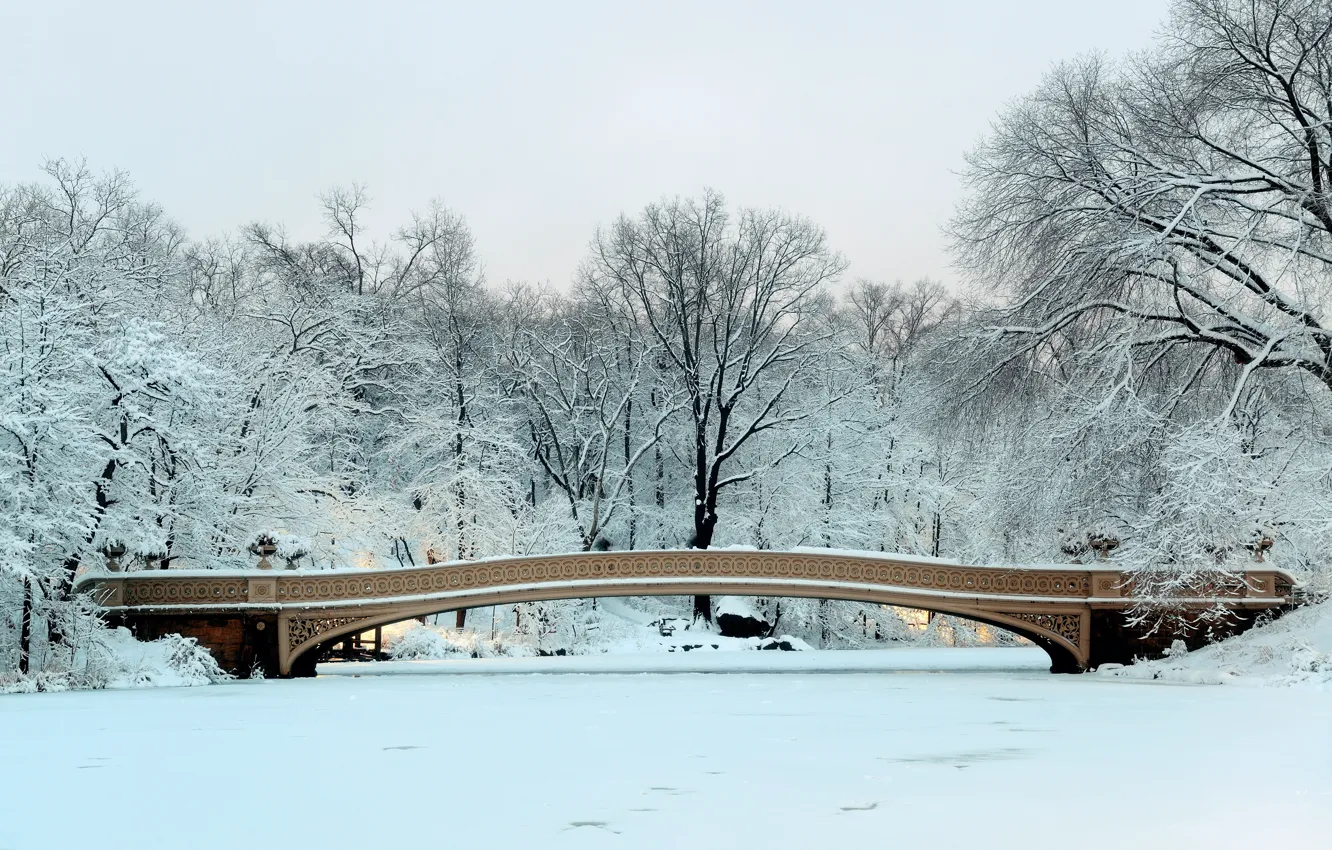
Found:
[1097,599,1332,687]
[379,592,1019,662]
[2,647,1328,849]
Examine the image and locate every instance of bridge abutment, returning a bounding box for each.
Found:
[1087,608,1268,668]
[117,612,281,679]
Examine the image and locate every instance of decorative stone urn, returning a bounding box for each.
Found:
[102,542,127,573]
[249,535,278,570]
[1088,533,1120,561]
[1248,535,1275,563]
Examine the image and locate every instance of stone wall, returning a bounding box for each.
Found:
[1088,608,1263,668]
[115,612,280,678]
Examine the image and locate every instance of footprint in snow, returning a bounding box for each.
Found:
[565,821,620,834]
[880,748,1028,767]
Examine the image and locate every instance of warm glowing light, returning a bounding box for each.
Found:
[892,606,932,631]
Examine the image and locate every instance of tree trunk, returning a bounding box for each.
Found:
[624,398,636,549]
[691,414,716,621]
[49,448,119,650]
[690,487,721,621]
[654,443,665,507]
[453,363,469,627]
[19,577,33,675]
[693,593,712,622]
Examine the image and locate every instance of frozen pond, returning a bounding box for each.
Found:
[2,648,1328,849]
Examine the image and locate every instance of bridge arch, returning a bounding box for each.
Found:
[282,580,1086,676]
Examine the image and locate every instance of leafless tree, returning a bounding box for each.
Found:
[952,0,1332,418]
[844,277,956,394]
[584,190,845,618]
[522,326,682,550]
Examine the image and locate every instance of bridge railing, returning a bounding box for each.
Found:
[76,553,1297,613]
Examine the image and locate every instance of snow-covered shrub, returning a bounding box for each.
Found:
[1,626,228,692]
[158,634,231,684]
[382,621,549,660]
[387,624,471,660]
[105,629,229,688]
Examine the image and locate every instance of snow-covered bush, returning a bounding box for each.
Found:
[155,634,231,685]
[1,626,228,693]
[385,622,540,660]
[386,624,471,660]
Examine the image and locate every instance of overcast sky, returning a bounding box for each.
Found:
[3,1,1169,289]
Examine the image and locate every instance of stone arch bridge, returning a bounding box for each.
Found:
[74,549,1295,677]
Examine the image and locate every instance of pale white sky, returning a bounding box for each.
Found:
[3,1,1169,288]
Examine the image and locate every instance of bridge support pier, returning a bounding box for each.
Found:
[286,648,320,678]
[1026,638,1082,674]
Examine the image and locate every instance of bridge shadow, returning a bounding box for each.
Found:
[312,645,1056,678]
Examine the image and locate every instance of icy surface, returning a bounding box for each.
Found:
[330,646,1040,675]
[2,648,1329,849]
